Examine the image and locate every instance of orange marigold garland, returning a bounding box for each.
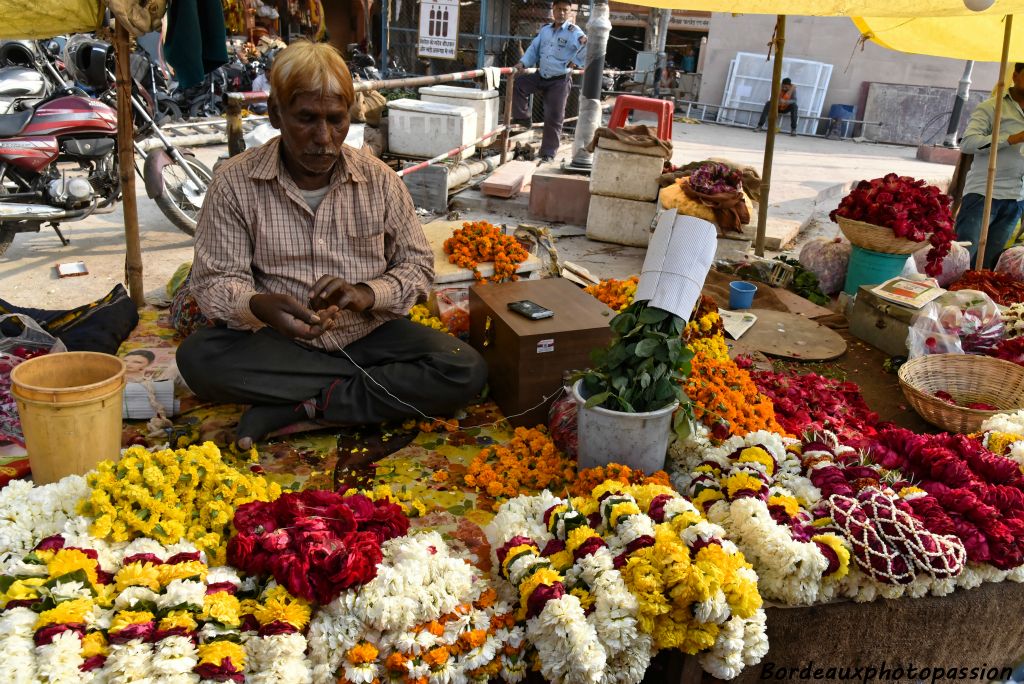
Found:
[463,426,575,507]
[685,353,788,439]
[569,463,672,497]
[443,221,529,283]
[584,276,639,311]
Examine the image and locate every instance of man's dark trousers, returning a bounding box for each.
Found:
[177,318,488,424]
[513,72,572,158]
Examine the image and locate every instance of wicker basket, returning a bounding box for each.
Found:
[836,216,928,255]
[897,354,1024,433]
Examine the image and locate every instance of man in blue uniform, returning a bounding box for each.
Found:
[512,0,588,162]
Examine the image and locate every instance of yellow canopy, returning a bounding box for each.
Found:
[625,0,1024,17]
[854,15,1024,61]
[0,0,102,38]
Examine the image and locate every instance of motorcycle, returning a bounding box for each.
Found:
[0,40,60,115]
[0,38,212,256]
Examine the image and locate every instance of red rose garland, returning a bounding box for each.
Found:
[227,490,409,604]
[867,429,1024,569]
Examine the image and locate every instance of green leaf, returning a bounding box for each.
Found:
[652,363,668,381]
[610,313,636,334]
[612,375,629,392]
[584,391,612,408]
[638,307,669,324]
[634,338,660,358]
[638,372,651,390]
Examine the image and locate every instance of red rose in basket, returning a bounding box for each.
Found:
[830,173,955,277]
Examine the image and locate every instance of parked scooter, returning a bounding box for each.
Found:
[0,37,212,256]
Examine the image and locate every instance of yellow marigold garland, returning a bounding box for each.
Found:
[443,220,529,283]
[78,442,282,565]
[569,463,671,497]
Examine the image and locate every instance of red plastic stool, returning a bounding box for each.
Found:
[607,95,674,140]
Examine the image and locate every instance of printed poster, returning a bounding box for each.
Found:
[418,0,459,60]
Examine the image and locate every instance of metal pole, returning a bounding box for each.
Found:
[570,0,611,168]
[944,60,974,148]
[114,23,145,307]
[477,0,488,69]
[380,0,390,75]
[654,9,671,99]
[397,125,508,177]
[226,93,245,157]
[501,71,516,165]
[755,15,786,258]
[976,15,1013,270]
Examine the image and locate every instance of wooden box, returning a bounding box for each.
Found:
[469,278,614,428]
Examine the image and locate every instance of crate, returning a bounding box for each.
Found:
[469,278,615,427]
[419,85,499,140]
[387,98,477,160]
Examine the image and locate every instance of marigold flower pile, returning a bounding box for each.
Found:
[463,427,575,507]
[77,442,283,566]
[584,276,639,311]
[443,220,529,283]
[570,463,671,497]
[409,304,449,333]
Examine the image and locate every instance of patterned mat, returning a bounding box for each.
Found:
[119,308,518,569]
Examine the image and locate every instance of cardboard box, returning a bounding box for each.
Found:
[469,278,615,427]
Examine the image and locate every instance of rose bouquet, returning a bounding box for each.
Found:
[830,173,955,276]
[227,488,409,605]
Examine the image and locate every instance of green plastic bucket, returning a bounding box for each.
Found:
[843,245,909,295]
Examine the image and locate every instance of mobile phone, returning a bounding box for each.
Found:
[508,300,554,320]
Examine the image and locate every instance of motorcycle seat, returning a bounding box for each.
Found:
[0,109,32,137]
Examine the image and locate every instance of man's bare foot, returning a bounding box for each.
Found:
[236,404,307,450]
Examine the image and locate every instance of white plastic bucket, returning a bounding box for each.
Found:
[572,380,677,473]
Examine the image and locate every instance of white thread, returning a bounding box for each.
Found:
[337,346,567,430]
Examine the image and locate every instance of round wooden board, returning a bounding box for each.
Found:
[735,309,847,361]
[725,339,774,371]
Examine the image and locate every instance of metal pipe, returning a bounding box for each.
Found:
[571,0,611,168]
[380,0,390,76]
[477,0,488,69]
[944,60,974,148]
[501,71,516,165]
[397,125,508,177]
[448,155,501,188]
[137,133,228,152]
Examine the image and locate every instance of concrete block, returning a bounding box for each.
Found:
[586,195,658,247]
[528,171,591,224]
[590,147,663,201]
[916,145,961,166]
[596,136,667,157]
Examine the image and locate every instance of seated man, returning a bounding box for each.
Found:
[177,41,488,449]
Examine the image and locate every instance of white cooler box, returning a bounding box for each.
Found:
[387,98,478,160]
[419,85,499,140]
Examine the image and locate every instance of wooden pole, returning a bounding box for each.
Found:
[755,15,785,257]
[114,23,144,307]
[501,71,516,165]
[976,14,1013,270]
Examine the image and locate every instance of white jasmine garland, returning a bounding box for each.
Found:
[980,409,1024,435]
[35,630,84,684]
[205,566,241,588]
[114,585,160,611]
[150,634,200,683]
[158,579,206,612]
[0,607,39,684]
[528,593,606,684]
[246,633,312,684]
[485,491,560,564]
[342,659,379,684]
[100,638,154,683]
[59,516,122,572]
[44,579,91,603]
[0,476,87,568]
[698,612,746,679]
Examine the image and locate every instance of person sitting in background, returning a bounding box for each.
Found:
[756,77,798,136]
[176,41,487,449]
[955,62,1024,269]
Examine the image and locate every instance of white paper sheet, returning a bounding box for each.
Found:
[634,211,717,320]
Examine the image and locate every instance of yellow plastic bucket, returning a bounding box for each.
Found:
[11,351,126,484]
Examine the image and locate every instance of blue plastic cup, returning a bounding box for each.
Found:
[729,281,758,309]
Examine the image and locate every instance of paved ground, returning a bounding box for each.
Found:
[0,121,955,310]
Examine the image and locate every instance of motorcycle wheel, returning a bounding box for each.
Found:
[0,227,13,257]
[153,156,213,237]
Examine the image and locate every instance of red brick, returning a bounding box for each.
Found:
[528,171,590,225]
[481,161,537,198]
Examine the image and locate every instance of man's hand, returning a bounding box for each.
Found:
[249,293,338,340]
[579,35,587,46]
[309,276,375,313]
[513,62,525,73]
[1009,131,1024,145]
